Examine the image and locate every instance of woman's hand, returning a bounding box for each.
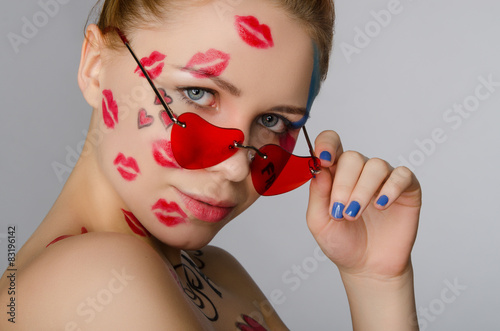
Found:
[306,130,421,280]
[306,130,421,330]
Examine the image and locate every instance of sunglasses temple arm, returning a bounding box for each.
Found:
[116,30,185,128]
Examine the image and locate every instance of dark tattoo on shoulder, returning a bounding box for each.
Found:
[174,250,222,321]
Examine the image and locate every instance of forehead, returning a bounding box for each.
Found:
[129,0,314,105]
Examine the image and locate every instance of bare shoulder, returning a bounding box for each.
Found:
[0,232,205,331]
[189,246,289,331]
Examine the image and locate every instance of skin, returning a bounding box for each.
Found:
[0,0,421,330]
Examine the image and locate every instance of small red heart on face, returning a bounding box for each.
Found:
[154,88,173,106]
[138,108,154,129]
[160,110,173,128]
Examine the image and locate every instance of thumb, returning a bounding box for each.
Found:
[306,166,333,236]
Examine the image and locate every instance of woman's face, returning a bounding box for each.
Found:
[94,0,315,249]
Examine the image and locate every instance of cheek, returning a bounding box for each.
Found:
[122,209,151,237]
[102,89,119,129]
[134,51,167,79]
[234,15,274,49]
[185,49,230,78]
[113,153,141,181]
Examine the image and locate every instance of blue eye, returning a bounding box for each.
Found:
[258,114,289,134]
[182,88,216,108]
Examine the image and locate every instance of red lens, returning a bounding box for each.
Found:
[171,113,244,169]
[251,144,319,196]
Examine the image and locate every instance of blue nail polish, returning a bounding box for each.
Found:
[331,202,345,219]
[345,201,361,217]
[377,195,389,207]
[320,151,332,162]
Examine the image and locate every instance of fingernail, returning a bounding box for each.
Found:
[319,151,332,162]
[331,202,345,219]
[345,201,361,218]
[376,195,389,207]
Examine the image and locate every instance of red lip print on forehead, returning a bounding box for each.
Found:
[235,15,274,49]
[114,153,141,181]
[102,90,119,129]
[185,49,230,78]
[122,209,151,237]
[134,51,166,80]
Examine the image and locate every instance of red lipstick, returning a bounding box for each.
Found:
[114,153,141,181]
[185,49,230,78]
[235,15,274,49]
[134,51,166,80]
[176,190,235,223]
[152,140,180,169]
[152,199,188,227]
[102,89,119,129]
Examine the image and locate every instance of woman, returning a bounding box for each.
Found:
[0,0,421,329]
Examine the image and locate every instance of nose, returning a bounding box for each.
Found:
[206,147,252,183]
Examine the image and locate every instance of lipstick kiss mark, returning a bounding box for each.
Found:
[235,15,274,49]
[102,89,119,129]
[236,315,268,331]
[152,199,188,227]
[122,209,151,237]
[152,139,180,169]
[138,108,154,129]
[114,153,141,181]
[154,88,173,106]
[134,51,166,80]
[46,227,89,248]
[185,49,230,78]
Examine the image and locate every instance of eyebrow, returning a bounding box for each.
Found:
[270,105,308,117]
[175,66,242,97]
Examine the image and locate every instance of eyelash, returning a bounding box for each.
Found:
[176,86,294,135]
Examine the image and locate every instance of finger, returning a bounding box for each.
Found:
[342,158,392,221]
[307,165,334,235]
[374,166,420,209]
[313,130,343,169]
[329,151,367,221]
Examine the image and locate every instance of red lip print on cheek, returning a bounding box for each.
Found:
[234,15,274,49]
[102,90,119,129]
[134,51,166,80]
[122,209,151,237]
[152,140,180,169]
[152,199,188,227]
[185,49,230,78]
[138,109,154,129]
[114,153,141,181]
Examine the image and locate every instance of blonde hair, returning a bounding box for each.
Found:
[89,0,334,81]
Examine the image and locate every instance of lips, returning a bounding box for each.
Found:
[152,139,180,169]
[152,199,188,227]
[235,15,274,49]
[114,153,141,181]
[177,189,235,223]
[102,89,119,129]
[185,49,230,78]
[122,209,151,237]
[134,51,166,80]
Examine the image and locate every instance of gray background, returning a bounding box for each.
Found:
[1,0,499,330]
